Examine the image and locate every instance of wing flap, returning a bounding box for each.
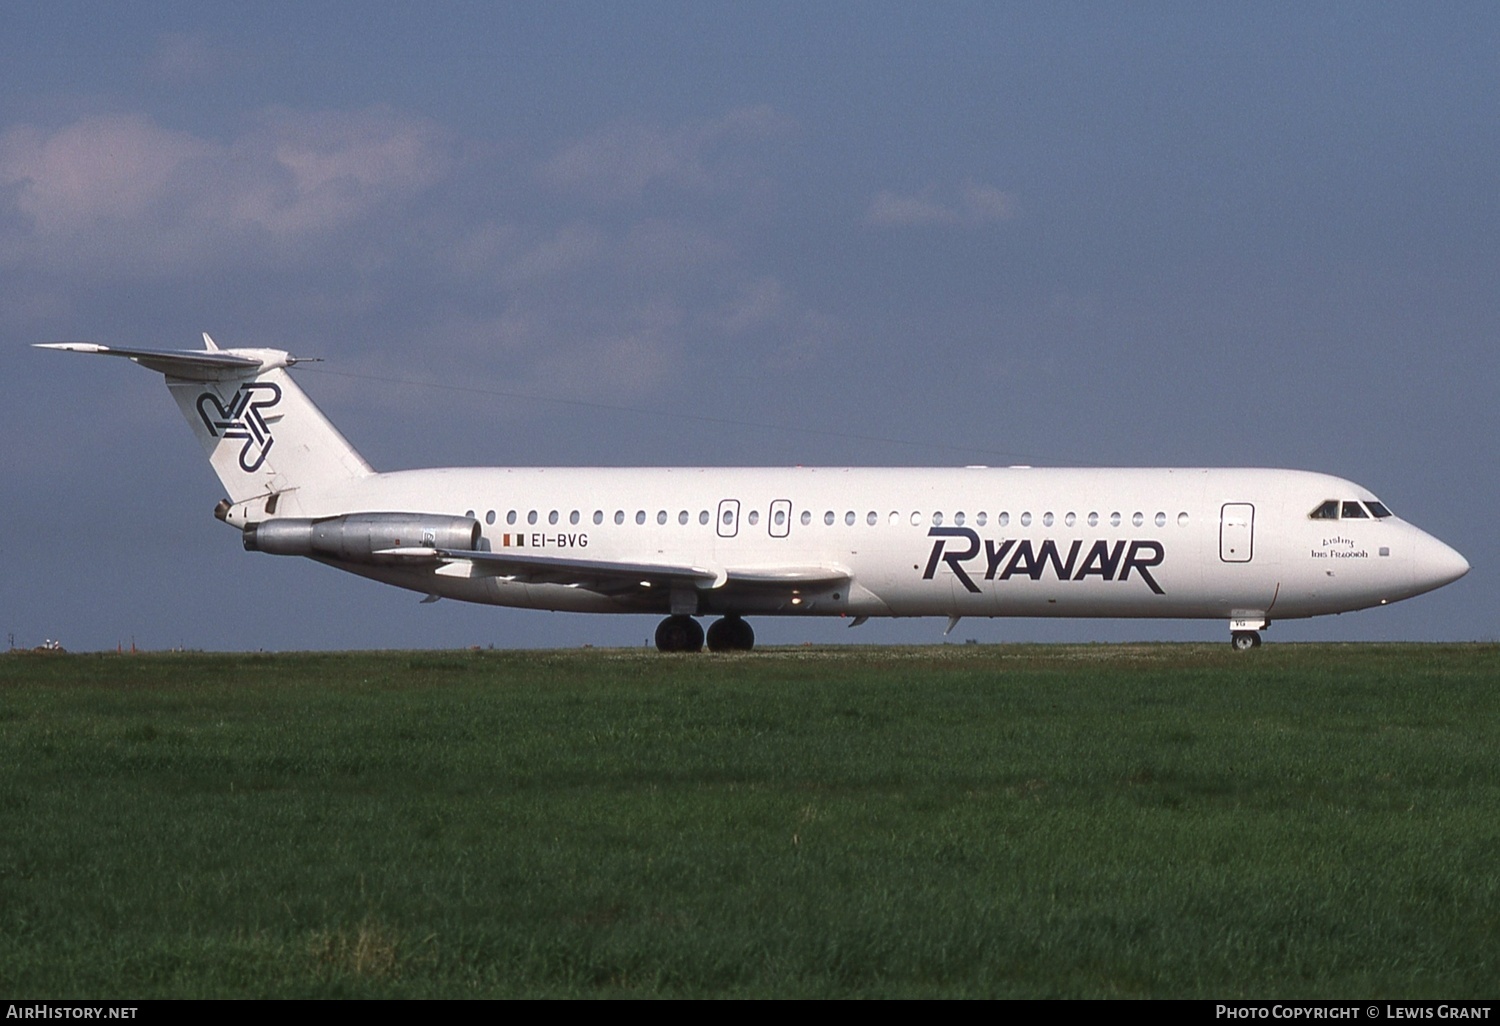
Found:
[726,566,852,587]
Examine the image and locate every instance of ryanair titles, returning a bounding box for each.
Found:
[923,528,1166,594]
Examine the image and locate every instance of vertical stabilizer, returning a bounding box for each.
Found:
[166,365,373,502]
[37,336,373,503]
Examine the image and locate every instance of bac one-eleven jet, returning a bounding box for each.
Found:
[39,336,1469,652]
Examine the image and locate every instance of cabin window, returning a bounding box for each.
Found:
[999,512,1010,527]
[484,510,495,525]
[825,511,836,526]
[1110,512,1121,527]
[1178,512,1190,526]
[594,511,604,525]
[507,510,518,525]
[570,511,581,525]
[1020,512,1032,527]
[777,509,789,527]
[657,510,668,525]
[1042,512,1054,527]
[845,511,856,526]
[975,512,987,527]
[1342,501,1369,519]
[678,510,689,525]
[910,512,922,526]
[1132,512,1144,527]
[954,511,966,526]
[802,511,813,526]
[527,510,538,525]
[700,510,711,525]
[1064,512,1076,527]
[548,510,559,525]
[1367,501,1393,518]
[867,511,878,526]
[889,511,901,525]
[933,512,944,526]
[635,510,646,525]
[1155,512,1167,527]
[615,510,625,525]
[748,510,760,526]
[1088,512,1099,527]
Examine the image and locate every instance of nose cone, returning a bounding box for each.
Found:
[1412,532,1470,596]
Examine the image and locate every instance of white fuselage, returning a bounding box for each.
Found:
[39,341,1469,646]
[225,465,1468,623]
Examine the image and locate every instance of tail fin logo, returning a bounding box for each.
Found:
[196,383,282,472]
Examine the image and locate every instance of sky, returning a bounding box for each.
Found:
[2,2,1496,651]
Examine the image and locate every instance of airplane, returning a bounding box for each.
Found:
[37,335,1470,652]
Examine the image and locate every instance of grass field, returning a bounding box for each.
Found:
[2,643,1497,998]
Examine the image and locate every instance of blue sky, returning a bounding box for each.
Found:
[3,3,1495,650]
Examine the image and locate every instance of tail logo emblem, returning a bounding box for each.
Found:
[196,383,282,472]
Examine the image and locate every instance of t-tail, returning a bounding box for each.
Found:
[36,334,372,505]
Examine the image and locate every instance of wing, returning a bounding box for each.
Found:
[384,546,851,598]
[433,548,720,596]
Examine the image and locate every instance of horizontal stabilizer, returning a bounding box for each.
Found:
[35,341,269,381]
[37,334,369,502]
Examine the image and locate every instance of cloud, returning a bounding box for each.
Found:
[229,107,451,236]
[0,115,214,227]
[0,108,451,273]
[498,221,607,284]
[715,277,789,336]
[538,105,794,203]
[2,103,835,409]
[866,180,1015,228]
[147,31,225,85]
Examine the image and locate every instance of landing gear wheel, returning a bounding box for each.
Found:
[1231,631,1261,651]
[706,616,755,652]
[655,615,704,653]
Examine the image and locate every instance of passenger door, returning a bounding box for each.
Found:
[1220,503,1255,562]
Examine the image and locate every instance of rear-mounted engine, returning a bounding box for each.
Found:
[242,513,480,561]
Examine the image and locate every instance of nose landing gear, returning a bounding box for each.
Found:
[1229,617,1267,650]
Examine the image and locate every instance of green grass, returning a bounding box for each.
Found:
[2,643,1497,997]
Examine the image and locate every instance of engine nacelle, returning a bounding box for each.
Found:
[243,513,481,561]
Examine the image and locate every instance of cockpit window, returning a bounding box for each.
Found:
[1341,501,1370,519]
[1366,501,1393,519]
[1310,500,1340,520]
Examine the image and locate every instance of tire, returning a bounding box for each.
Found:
[1231,631,1259,651]
[655,615,704,652]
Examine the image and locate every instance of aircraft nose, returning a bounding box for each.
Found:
[1412,532,1470,594]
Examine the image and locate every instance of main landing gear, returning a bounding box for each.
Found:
[653,615,755,653]
[706,616,754,652]
[654,615,703,653]
[1229,617,1267,651]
